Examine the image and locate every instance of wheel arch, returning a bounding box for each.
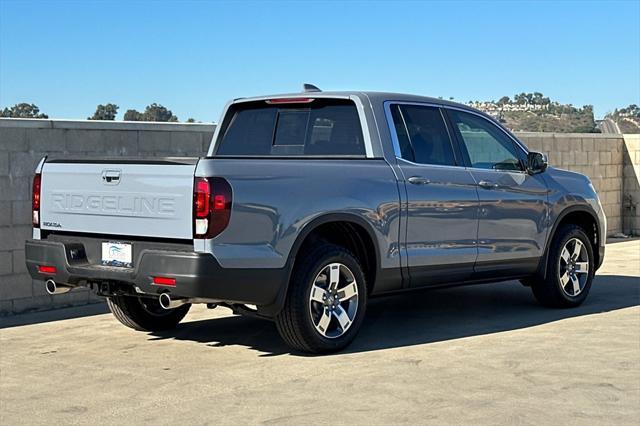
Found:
[540,205,602,279]
[261,213,382,317]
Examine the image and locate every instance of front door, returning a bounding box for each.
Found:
[388,103,479,287]
[445,108,550,278]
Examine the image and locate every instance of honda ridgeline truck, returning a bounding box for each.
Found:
[26,88,606,353]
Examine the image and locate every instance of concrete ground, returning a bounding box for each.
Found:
[1,240,639,425]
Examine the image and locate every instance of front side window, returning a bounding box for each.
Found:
[216,99,365,156]
[390,104,457,166]
[448,110,523,171]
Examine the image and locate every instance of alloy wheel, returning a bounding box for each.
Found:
[308,263,359,339]
[558,237,590,297]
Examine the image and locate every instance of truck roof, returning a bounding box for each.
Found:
[233,90,473,111]
[226,90,506,144]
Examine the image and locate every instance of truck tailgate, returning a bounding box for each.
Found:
[40,159,197,240]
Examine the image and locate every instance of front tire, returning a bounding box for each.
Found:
[107,295,190,332]
[275,243,367,354]
[531,224,595,308]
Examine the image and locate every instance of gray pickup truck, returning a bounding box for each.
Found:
[26,88,606,353]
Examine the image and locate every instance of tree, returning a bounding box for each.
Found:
[123,109,143,121]
[88,103,119,120]
[142,103,178,122]
[497,96,510,106]
[532,92,544,105]
[1,103,48,118]
[619,104,639,118]
[186,118,196,123]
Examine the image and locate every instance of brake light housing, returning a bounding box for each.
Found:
[265,98,315,104]
[32,173,42,227]
[193,177,232,239]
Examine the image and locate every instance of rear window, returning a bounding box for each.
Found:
[215,99,365,156]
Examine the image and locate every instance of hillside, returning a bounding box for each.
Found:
[467,93,598,133]
[606,104,640,133]
[501,108,597,133]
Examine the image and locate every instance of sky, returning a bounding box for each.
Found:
[1,0,639,122]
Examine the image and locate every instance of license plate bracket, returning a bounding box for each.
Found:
[101,241,133,268]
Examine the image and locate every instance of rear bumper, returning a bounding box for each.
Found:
[25,239,286,306]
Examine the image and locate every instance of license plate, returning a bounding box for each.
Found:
[101,242,133,268]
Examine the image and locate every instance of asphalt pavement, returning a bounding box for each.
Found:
[1,239,639,425]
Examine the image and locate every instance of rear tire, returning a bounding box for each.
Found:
[275,243,367,354]
[531,224,595,308]
[107,295,190,332]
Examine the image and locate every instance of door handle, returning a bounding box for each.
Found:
[478,180,499,189]
[408,176,431,185]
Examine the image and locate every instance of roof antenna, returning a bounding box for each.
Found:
[303,83,322,93]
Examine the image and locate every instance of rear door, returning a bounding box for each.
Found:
[388,103,479,287]
[40,159,198,240]
[445,109,549,278]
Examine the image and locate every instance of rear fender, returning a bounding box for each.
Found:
[259,213,381,317]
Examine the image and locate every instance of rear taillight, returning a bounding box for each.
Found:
[193,177,232,239]
[194,178,210,219]
[32,173,41,227]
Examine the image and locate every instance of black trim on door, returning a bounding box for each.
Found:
[438,107,467,168]
[440,108,471,167]
[472,257,540,280]
[409,262,474,288]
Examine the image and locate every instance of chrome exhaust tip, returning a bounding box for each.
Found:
[159,293,186,310]
[158,293,171,309]
[45,279,71,295]
[45,279,56,295]
[158,293,220,310]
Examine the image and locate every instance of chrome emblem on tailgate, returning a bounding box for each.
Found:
[102,169,121,185]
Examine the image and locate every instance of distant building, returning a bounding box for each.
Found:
[467,101,550,115]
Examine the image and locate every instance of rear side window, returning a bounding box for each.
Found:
[216,99,365,156]
[391,104,457,166]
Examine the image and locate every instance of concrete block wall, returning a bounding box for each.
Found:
[622,135,640,235]
[0,118,214,315]
[0,118,638,316]
[518,133,625,235]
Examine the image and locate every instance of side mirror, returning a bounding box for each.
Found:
[526,151,548,174]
